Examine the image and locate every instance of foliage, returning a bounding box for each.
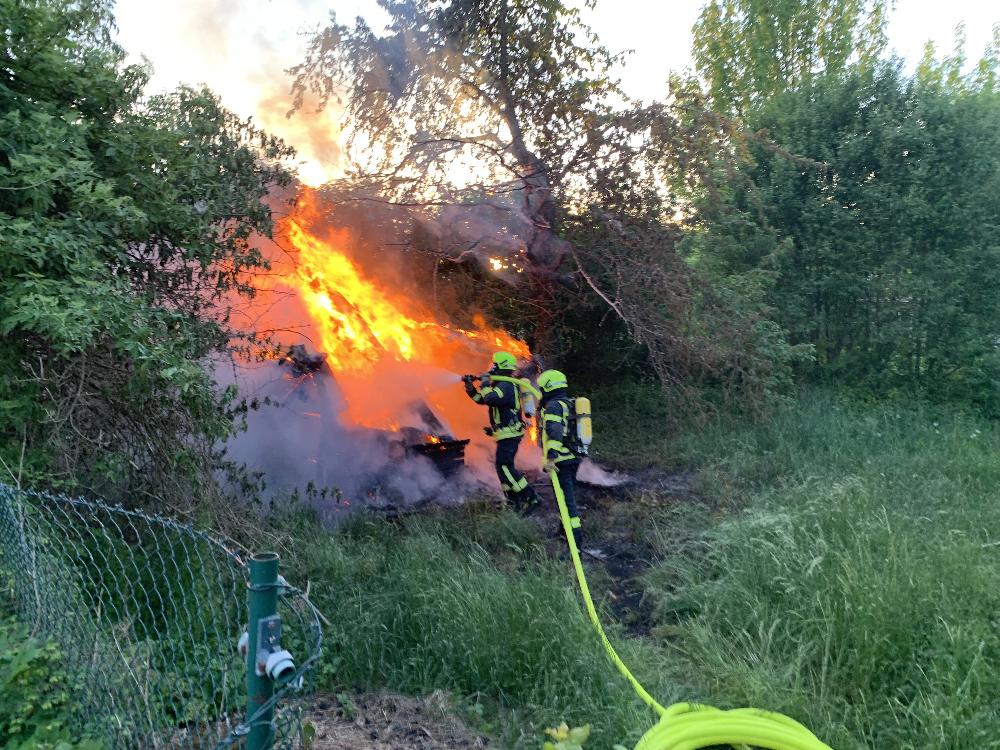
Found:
[693,0,890,115]
[564,213,811,421]
[291,0,625,278]
[647,391,1000,748]
[692,55,1000,411]
[0,0,293,504]
[277,504,669,749]
[271,388,1000,750]
[291,0,800,419]
[0,603,105,749]
[543,722,593,750]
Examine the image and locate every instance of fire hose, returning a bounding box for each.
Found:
[546,469,834,750]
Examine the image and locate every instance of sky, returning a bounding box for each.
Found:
[114,0,999,184]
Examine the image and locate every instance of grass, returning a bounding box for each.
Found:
[645,390,1000,749]
[278,386,1000,749]
[280,503,678,748]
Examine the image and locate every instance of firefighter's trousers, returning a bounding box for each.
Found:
[555,458,582,546]
[495,436,531,501]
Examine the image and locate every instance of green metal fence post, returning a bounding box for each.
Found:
[247,551,280,750]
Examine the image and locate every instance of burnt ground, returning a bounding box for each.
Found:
[524,468,698,637]
[306,691,489,749]
[369,466,700,634]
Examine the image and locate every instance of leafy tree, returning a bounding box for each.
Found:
[692,60,1000,410]
[692,0,891,115]
[0,0,293,503]
[292,0,801,417]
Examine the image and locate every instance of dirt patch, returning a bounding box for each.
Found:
[521,470,696,636]
[306,691,490,750]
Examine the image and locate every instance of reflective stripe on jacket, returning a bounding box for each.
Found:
[541,397,576,463]
[470,377,524,440]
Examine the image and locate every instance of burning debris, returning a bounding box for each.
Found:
[225,187,544,513]
[224,339,482,511]
[408,438,470,478]
[279,344,327,376]
[397,401,471,477]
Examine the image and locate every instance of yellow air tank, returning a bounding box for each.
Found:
[574,397,592,455]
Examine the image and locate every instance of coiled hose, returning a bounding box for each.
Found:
[547,469,833,750]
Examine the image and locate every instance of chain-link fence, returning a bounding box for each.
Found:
[0,483,322,749]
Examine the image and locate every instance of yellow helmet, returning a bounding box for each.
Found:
[492,351,517,370]
[537,369,568,393]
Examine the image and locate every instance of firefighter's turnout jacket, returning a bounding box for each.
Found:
[466,372,535,503]
[540,389,582,542]
[540,394,577,464]
[469,376,525,441]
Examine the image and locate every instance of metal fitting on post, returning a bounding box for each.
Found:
[255,614,297,684]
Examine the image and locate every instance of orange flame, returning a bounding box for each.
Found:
[278,191,529,375]
[247,187,543,480]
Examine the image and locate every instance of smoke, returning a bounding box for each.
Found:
[412,183,575,279]
[117,0,346,186]
[216,357,478,509]
[577,458,630,487]
[220,209,543,507]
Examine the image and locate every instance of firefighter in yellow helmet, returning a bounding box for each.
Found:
[464,351,539,511]
[537,369,582,548]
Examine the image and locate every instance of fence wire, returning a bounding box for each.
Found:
[0,483,322,749]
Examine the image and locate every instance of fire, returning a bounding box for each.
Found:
[283,217,420,369]
[277,191,530,374]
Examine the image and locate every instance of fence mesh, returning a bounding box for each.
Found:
[0,483,322,749]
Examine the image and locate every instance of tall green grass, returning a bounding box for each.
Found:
[280,388,1000,749]
[648,391,1000,748]
[281,506,677,748]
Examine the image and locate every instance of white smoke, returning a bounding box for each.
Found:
[215,358,482,511]
[576,458,630,487]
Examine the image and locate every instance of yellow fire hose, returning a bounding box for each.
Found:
[546,469,833,750]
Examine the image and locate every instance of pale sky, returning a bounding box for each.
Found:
[114,0,999,184]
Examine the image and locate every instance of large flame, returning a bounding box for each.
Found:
[283,216,528,372]
[271,189,533,448]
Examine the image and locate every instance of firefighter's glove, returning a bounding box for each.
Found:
[464,381,477,396]
[542,459,556,474]
[483,427,494,437]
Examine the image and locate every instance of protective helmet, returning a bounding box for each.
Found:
[492,351,517,370]
[537,369,568,393]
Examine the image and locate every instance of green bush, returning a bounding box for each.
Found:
[0,613,105,749]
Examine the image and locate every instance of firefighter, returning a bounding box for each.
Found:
[536,369,583,548]
[464,351,538,511]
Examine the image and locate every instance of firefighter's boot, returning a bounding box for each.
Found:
[514,485,540,515]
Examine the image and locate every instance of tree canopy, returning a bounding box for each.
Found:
[693,0,891,115]
[689,52,1000,409]
[291,0,801,416]
[0,0,293,502]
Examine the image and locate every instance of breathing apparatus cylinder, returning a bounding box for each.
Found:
[522,391,537,418]
[574,397,592,454]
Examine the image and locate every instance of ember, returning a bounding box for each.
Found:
[409,438,471,478]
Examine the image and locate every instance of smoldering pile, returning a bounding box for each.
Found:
[218,346,483,518]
